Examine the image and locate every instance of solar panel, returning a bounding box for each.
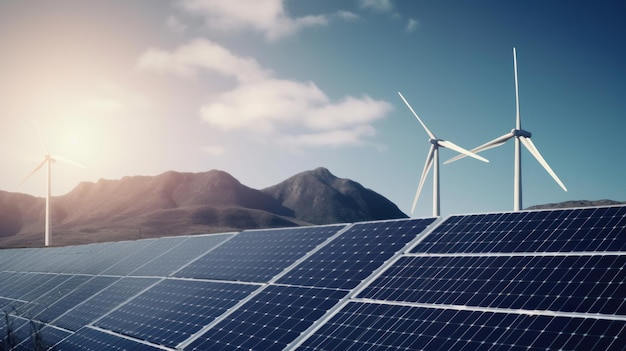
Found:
[185,285,348,351]
[52,277,159,332]
[175,225,345,282]
[22,275,93,318]
[294,302,626,351]
[277,218,435,289]
[31,276,118,323]
[53,327,165,351]
[358,254,626,315]
[99,237,188,276]
[12,325,70,351]
[94,279,259,348]
[129,234,232,277]
[412,206,626,254]
[0,205,624,350]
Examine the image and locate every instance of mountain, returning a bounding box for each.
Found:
[262,167,407,224]
[0,168,407,248]
[525,199,626,210]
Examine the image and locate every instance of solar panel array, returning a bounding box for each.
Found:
[0,205,624,350]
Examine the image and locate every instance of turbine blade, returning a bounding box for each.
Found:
[513,47,521,130]
[519,136,567,191]
[18,159,46,186]
[444,131,515,164]
[438,140,489,163]
[34,120,50,155]
[412,145,435,214]
[398,91,437,140]
[54,155,86,168]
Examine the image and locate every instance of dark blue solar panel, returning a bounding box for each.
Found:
[186,285,348,351]
[175,225,345,282]
[295,302,626,351]
[129,234,232,277]
[359,254,626,315]
[412,206,626,254]
[22,275,93,318]
[53,327,163,351]
[32,276,118,323]
[13,325,70,351]
[277,218,435,289]
[19,274,73,302]
[99,237,190,276]
[53,277,158,331]
[94,279,259,348]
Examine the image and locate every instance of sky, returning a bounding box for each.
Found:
[1,0,624,218]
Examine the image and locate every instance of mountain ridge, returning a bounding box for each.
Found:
[0,167,407,248]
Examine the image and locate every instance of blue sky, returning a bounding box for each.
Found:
[0,0,624,217]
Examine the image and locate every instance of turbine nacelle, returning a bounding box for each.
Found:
[512,129,531,138]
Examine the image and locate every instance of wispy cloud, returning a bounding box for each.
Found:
[138,38,393,148]
[179,0,332,41]
[359,0,395,13]
[406,18,419,33]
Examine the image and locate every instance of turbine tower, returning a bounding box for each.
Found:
[445,47,567,211]
[398,92,489,217]
[19,125,85,246]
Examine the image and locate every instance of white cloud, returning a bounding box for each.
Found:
[406,18,419,32]
[359,0,395,13]
[335,11,360,21]
[180,0,330,41]
[139,39,392,147]
[137,38,272,81]
[279,125,377,148]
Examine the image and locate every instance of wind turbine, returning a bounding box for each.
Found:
[445,47,567,211]
[398,91,489,217]
[18,125,85,246]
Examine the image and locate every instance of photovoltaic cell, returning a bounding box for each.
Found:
[53,327,164,351]
[295,302,626,351]
[186,285,348,351]
[129,234,232,277]
[175,225,345,282]
[412,206,626,254]
[277,218,435,289]
[359,254,626,315]
[94,279,259,348]
[53,277,159,332]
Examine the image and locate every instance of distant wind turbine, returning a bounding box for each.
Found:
[18,124,85,246]
[398,91,489,217]
[445,47,567,211]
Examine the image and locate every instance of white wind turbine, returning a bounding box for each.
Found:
[445,47,567,211]
[18,125,85,246]
[398,91,489,217]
